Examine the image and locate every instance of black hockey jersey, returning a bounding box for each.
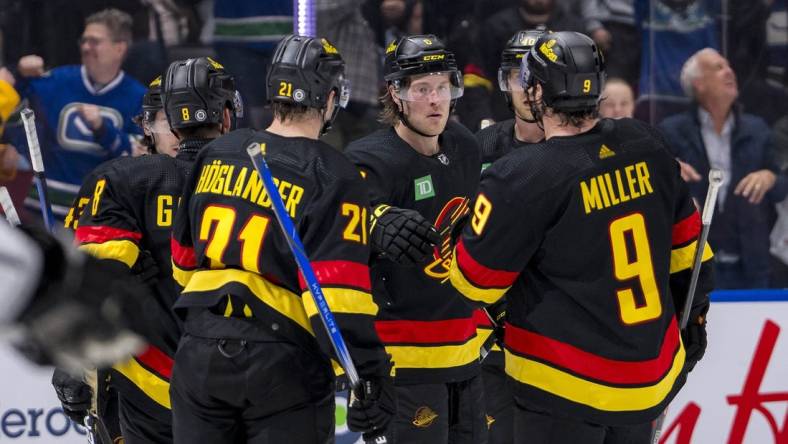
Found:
[450,118,714,425]
[474,118,538,366]
[345,121,482,384]
[170,129,390,378]
[73,147,199,413]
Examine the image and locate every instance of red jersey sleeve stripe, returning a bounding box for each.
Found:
[473,308,493,327]
[672,211,701,246]
[76,225,142,244]
[297,260,371,291]
[135,345,174,379]
[375,318,477,344]
[170,237,197,268]
[456,238,519,288]
[505,317,680,386]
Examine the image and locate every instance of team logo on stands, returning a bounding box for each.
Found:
[412,406,438,428]
[424,196,470,283]
[195,109,207,122]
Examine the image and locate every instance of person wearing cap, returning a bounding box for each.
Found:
[450,31,713,443]
[345,34,486,443]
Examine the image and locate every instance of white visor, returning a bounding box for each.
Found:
[392,71,464,102]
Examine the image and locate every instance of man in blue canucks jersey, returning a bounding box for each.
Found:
[8,9,145,219]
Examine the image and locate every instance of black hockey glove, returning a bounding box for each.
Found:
[347,376,397,436]
[370,204,440,265]
[12,225,147,370]
[132,249,159,287]
[682,300,709,373]
[52,368,92,424]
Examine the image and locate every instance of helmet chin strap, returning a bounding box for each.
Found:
[397,100,441,138]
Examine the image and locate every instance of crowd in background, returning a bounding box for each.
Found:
[0,0,787,288]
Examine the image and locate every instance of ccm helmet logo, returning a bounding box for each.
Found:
[423,54,445,61]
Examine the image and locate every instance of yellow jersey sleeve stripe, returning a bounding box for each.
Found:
[78,240,139,268]
[172,261,195,288]
[385,335,482,370]
[449,256,509,304]
[463,73,493,91]
[113,357,171,409]
[670,241,713,274]
[301,287,379,319]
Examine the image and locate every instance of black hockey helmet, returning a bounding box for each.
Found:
[162,57,241,130]
[132,76,164,153]
[521,31,605,112]
[267,35,350,134]
[498,26,547,92]
[383,34,463,101]
[141,76,163,122]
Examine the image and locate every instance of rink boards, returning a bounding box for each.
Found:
[0,291,785,444]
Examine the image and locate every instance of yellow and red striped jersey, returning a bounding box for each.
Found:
[345,121,483,384]
[450,117,714,425]
[69,149,198,414]
[170,129,390,378]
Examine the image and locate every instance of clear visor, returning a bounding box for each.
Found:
[233,90,245,119]
[392,71,464,102]
[498,68,524,92]
[338,75,351,108]
[144,116,172,135]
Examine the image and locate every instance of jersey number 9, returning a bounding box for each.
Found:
[609,213,662,325]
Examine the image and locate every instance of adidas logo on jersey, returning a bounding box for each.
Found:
[599,144,615,159]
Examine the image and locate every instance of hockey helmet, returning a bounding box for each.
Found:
[521,31,605,112]
[162,57,241,130]
[383,34,463,102]
[141,76,163,122]
[267,35,350,111]
[498,27,547,92]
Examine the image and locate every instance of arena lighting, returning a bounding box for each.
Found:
[295,0,315,37]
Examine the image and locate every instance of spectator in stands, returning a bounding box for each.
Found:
[634,0,719,124]
[363,0,424,49]
[769,115,788,287]
[317,0,382,150]
[574,0,639,88]
[8,9,145,220]
[477,0,585,123]
[599,77,635,119]
[212,0,292,129]
[660,48,788,289]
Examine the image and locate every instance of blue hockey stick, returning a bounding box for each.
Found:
[21,109,55,232]
[247,143,388,444]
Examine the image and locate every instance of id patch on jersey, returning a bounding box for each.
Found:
[414,175,435,201]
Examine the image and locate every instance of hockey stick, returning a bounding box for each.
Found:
[0,186,21,226]
[650,168,724,444]
[21,109,55,232]
[247,143,389,444]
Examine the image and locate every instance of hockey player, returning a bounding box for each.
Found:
[169,35,394,443]
[53,74,183,443]
[134,76,180,157]
[449,31,713,444]
[473,27,547,444]
[71,57,237,443]
[345,35,485,443]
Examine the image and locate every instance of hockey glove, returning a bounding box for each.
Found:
[682,300,709,373]
[12,225,147,370]
[370,204,440,265]
[52,368,92,424]
[132,249,159,287]
[347,376,397,435]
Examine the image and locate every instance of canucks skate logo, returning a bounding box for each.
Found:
[424,196,470,283]
[58,103,123,153]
